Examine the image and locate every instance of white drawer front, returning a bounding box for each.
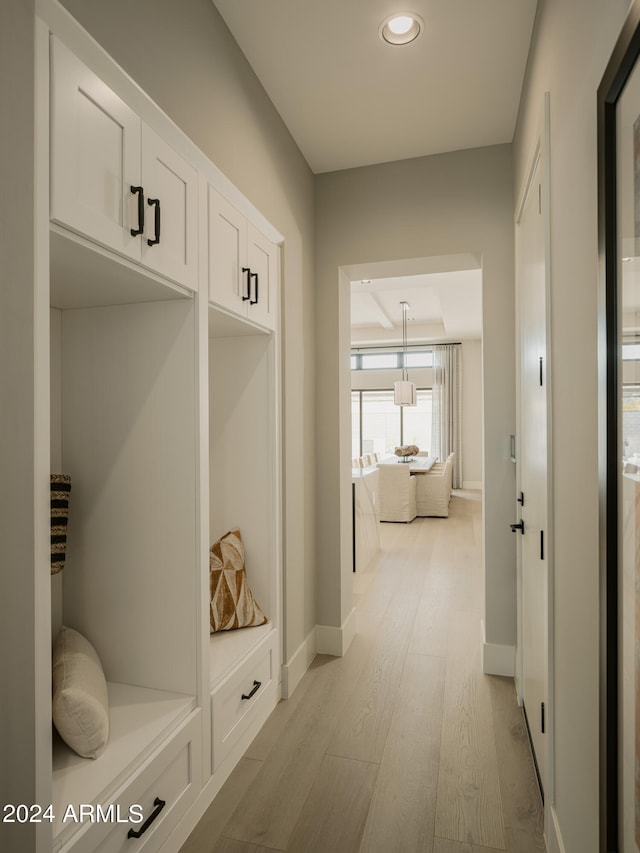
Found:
[61,714,201,853]
[211,645,274,770]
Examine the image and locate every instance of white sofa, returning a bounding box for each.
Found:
[415,454,454,517]
[377,462,417,522]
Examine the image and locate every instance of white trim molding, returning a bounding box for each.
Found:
[482,620,515,676]
[317,607,357,657]
[281,608,357,698]
[281,628,318,699]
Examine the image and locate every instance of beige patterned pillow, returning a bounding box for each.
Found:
[209,528,268,632]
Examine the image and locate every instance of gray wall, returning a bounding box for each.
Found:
[513,0,630,849]
[58,0,318,665]
[0,1,41,849]
[315,145,515,643]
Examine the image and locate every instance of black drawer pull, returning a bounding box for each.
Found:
[250,272,259,305]
[241,680,261,700]
[242,267,252,301]
[147,198,160,246]
[130,186,144,236]
[127,797,166,839]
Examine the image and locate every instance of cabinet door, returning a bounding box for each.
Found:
[140,125,199,292]
[246,222,278,331]
[208,187,248,316]
[50,38,141,261]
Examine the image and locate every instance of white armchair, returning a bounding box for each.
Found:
[415,455,453,517]
[377,463,417,523]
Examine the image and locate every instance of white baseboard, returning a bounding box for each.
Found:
[317,607,357,657]
[281,628,318,699]
[547,805,566,853]
[481,620,515,676]
[281,609,357,698]
[462,480,482,490]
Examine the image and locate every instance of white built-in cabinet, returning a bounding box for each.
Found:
[208,187,278,331]
[50,38,199,292]
[31,4,283,852]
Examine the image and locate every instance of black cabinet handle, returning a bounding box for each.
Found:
[517,491,524,506]
[130,186,144,236]
[250,272,259,305]
[147,198,160,246]
[242,267,252,301]
[510,520,525,534]
[241,680,261,700]
[127,797,166,839]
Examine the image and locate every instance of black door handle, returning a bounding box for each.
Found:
[130,185,144,236]
[241,680,261,700]
[510,520,525,534]
[242,267,252,301]
[127,797,166,838]
[147,198,160,246]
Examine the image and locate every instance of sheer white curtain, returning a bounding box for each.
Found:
[431,344,462,488]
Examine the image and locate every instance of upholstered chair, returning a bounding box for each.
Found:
[376,462,417,522]
[415,456,453,517]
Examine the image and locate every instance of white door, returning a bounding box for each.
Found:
[50,37,141,260]
[516,142,550,793]
[246,222,278,331]
[140,124,199,291]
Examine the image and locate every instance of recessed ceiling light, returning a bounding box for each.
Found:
[380,13,424,46]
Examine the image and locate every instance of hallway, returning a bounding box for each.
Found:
[181,493,545,853]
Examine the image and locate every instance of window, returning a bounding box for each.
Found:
[351,389,433,458]
[351,349,432,370]
[623,384,640,457]
[361,390,400,455]
[623,343,640,360]
[402,389,432,451]
[351,391,361,459]
[403,351,433,368]
[359,353,400,370]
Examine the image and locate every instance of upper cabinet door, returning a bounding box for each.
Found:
[208,187,247,317]
[50,37,141,261]
[246,222,278,331]
[140,125,199,291]
[208,186,278,331]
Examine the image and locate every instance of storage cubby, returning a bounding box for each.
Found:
[207,305,281,772]
[50,233,201,849]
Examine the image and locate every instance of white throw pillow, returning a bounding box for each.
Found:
[52,625,109,759]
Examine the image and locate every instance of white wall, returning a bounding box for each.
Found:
[513,0,630,849]
[58,0,317,667]
[351,338,483,487]
[316,145,515,646]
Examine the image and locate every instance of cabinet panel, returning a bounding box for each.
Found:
[208,187,278,331]
[208,187,247,316]
[140,125,199,291]
[246,222,278,331]
[50,37,141,261]
[211,643,274,770]
[56,713,201,853]
[51,38,199,293]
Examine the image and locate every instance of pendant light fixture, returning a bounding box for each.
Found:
[394,301,417,406]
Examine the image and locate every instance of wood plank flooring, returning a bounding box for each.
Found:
[181,491,545,853]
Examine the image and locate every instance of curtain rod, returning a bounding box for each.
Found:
[350,341,462,352]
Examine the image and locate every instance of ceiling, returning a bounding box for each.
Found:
[212,2,533,344]
[351,269,482,346]
[212,0,539,174]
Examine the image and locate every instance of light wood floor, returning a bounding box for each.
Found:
[181,492,545,853]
